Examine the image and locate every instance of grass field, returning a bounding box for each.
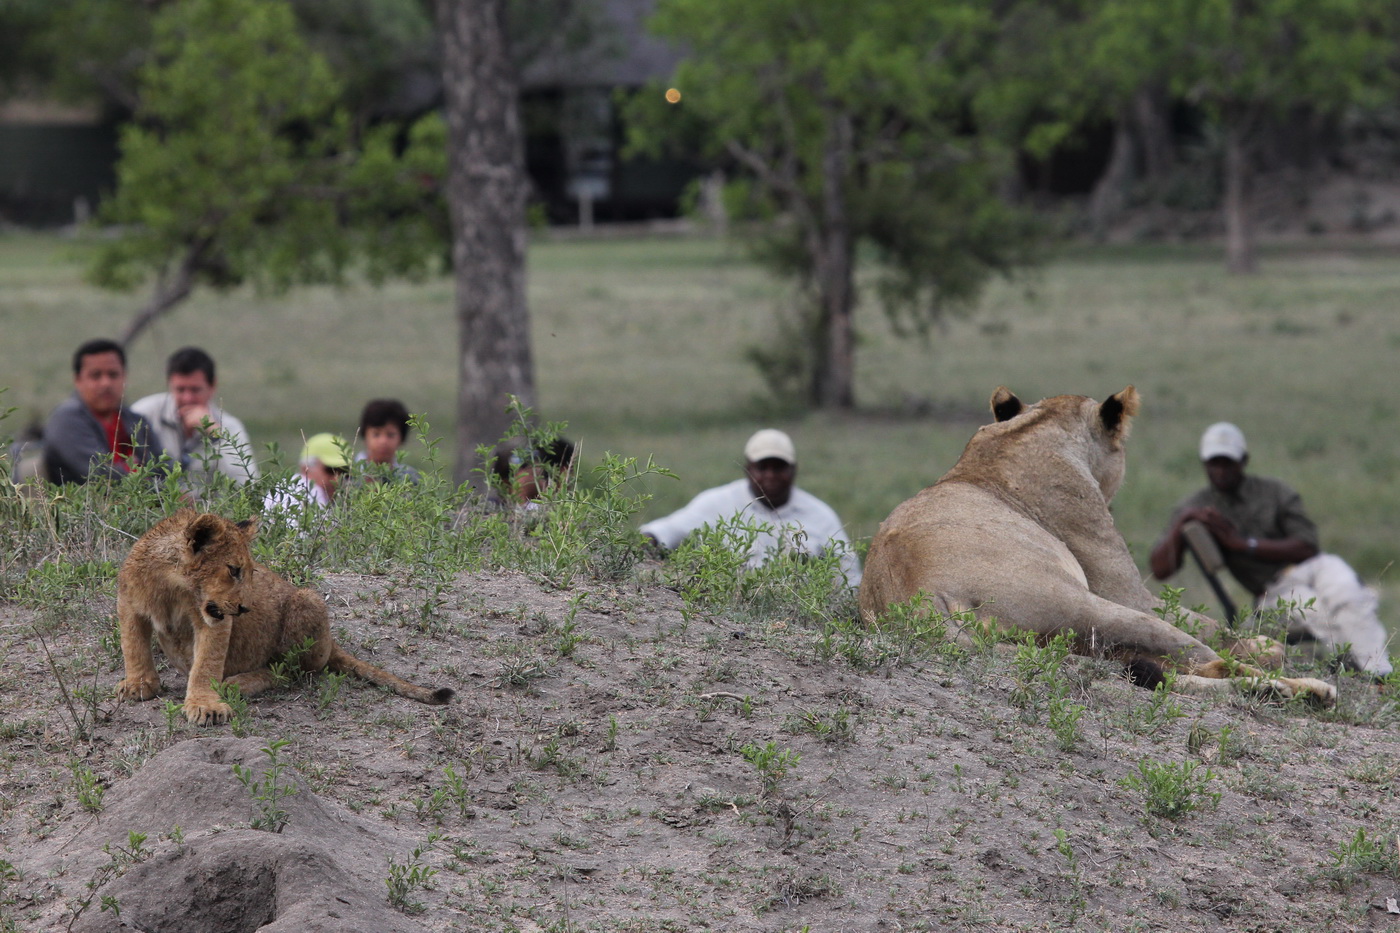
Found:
[2,229,1397,626]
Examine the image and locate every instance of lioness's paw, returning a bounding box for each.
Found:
[183,700,232,726]
[115,677,161,702]
[1278,677,1337,708]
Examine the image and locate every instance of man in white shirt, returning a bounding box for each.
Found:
[131,347,258,490]
[641,429,862,586]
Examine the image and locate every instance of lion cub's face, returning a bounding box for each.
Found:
[179,513,257,626]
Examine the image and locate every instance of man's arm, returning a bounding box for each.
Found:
[1149,506,1211,579]
[1194,506,1318,566]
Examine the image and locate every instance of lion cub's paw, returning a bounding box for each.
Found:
[183,699,232,726]
[115,677,161,702]
[1275,677,1337,708]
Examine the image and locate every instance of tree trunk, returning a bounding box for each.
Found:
[1088,107,1134,242]
[119,239,207,347]
[1133,86,1173,183]
[1222,120,1256,275]
[809,111,855,410]
[434,0,536,486]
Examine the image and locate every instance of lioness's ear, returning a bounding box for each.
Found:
[1099,385,1140,435]
[187,513,221,555]
[236,517,259,540]
[990,386,1023,423]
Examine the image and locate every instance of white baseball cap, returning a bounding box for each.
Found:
[1199,422,1247,462]
[743,428,796,465]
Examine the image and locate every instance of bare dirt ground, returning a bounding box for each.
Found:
[1,564,1398,932]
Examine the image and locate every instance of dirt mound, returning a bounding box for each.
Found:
[28,739,424,933]
[2,568,1397,932]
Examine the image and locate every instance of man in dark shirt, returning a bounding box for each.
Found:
[1151,422,1392,678]
[43,339,170,485]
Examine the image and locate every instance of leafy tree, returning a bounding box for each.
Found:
[1087,0,1397,273]
[91,0,446,345]
[630,0,1041,409]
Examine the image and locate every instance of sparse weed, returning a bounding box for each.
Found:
[213,681,252,736]
[1320,827,1399,891]
[316,670,349,713]
[232,738,298,833]
[783,706,855,745]
[740,741,801,797]
[386,840,438,913]
[269,636,318,688]
[1119,758,1221,820]
[69,761,105,813]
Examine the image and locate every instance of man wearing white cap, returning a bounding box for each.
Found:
[1150,422,1392,678]
[640,429,862,586]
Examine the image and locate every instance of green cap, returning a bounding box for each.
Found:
[301,433,348,468]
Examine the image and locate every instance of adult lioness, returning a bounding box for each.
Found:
[860,387,1334,705]
[116,510,454,725]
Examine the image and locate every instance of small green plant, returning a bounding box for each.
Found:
[740,741,801,797]
[386,841,438,913]
[603,715,620,752]
[1047,694,1086,751]
[783,707,855,745]
[1321,827,1399,890]
[212,680,252,736]
[69,761,105,813]
[1119,759,1221,819]
[269,635,318,687]
[232,738,299,833]
[66,830,149,929]
[316,670,349,713]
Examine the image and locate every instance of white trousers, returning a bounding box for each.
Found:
[1261,553,1393,677]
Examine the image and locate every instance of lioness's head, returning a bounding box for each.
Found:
[990,385,1140,501]
[180,513,257,625]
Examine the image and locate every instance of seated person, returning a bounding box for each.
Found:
[43,338,172,484]
[488,436,576,508]
[640,429,862,587]
[263,433,349,514]
[1150,422,1392,678]
[131,346,259,490]
[355,398,422,484]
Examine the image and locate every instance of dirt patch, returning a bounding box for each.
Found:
[1,567,1398,931]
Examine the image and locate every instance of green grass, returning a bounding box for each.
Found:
[2,229,1398,630]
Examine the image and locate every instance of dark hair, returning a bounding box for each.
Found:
[166,346,216,383]
[489,436,576,493]
[72,338,125,375]
[360,398,412,440]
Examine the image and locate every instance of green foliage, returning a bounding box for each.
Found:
[386,841,438,913]
[69,761,105,814]
[89,0,446,336]
[212,681,252,737]
[232,738,299,833]
[1323,827,1399,890]
[740,741,801,797]
[629,0,1041,405]
[1119,758,1221,820]
[269,636,319,688]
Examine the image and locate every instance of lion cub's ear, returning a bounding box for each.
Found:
[990,386,1023,423]
[1099,385,1140,435]
[236,517,259,540]
[187,513,224,555]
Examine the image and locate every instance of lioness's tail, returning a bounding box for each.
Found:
[327,645,454,705]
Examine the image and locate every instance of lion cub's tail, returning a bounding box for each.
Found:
[327,645,454,705]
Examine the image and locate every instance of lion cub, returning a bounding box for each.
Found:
[116,510,453,725]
